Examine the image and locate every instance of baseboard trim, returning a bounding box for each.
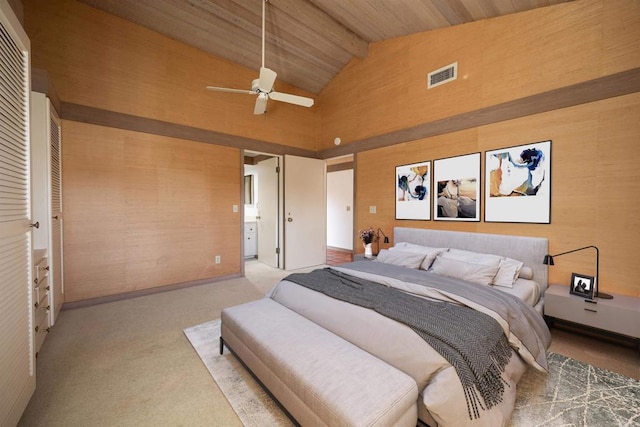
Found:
[62,273,242,310]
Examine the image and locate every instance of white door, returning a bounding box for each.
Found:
[256,157,280,268]
[49,103,64,324]
[284,155,326,270]
[0,2,36,425]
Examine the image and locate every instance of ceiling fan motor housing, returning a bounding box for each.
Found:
[251,79,262,93]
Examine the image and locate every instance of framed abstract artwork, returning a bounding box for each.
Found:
[484,140,551,223]
[433,153,480,221]
[396,161,431,220]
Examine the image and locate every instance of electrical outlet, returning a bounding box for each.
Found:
[369,205,377,214]
[215,255,221,264]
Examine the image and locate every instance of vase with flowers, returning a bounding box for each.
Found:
[358,227,377,258]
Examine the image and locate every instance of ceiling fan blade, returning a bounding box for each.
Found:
[258,67,277,93]
[206,86,254,95]
[269,91,314,108]
[254,93,268,115]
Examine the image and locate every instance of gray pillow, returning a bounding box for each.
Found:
[390,243,448,270]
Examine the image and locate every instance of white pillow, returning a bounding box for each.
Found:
[441,249,525,287]
[440,248,502,267]
[429,256,500,286]
[375,249,426,269]
[390,243,448,270]
[518,266,534,280]
[493,257,524,288]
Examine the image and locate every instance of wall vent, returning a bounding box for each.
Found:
[427,62,457,89]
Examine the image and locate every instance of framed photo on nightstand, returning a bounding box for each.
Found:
[570,273,594,299]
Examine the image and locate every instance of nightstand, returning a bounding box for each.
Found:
[544,284,640,340]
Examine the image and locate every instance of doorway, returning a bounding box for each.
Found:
[326,155,355,265]
[243,152,328,272]
[244,152,281,269]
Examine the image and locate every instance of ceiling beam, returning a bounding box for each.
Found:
[188,0,344,73]
[269,0,369,59]
[60,102,319,158]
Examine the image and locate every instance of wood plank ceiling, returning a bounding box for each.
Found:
[76,0,572,94]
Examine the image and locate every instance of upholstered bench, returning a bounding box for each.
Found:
[221,298,419,427]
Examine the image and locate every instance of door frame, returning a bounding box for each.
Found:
[242,151,284,274]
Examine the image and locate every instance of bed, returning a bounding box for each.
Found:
[222,227,552,426]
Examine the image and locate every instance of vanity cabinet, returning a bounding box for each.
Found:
[245,222,258,258]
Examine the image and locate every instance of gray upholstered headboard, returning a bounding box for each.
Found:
[394,227,548,288]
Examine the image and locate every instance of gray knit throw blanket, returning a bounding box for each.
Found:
[284,268,512,420]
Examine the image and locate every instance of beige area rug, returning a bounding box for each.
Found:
[183,319,293,427]
[185,319,640,427]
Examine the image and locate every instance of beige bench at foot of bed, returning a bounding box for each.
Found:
[221,298,419,427]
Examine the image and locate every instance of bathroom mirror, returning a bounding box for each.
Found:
[244,175,254,205]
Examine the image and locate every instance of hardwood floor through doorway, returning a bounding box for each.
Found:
[326,248,353,265]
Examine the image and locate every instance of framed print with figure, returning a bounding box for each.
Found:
[433,153,480,221]
[570,273,594,299]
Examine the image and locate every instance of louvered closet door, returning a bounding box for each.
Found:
[0,2,35,426]
[49,104,63,323]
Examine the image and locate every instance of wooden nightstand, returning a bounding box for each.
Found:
[544,284,640,340]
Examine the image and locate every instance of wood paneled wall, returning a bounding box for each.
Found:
[319,0,639,150]
[23,0,318,151]
[22,0,319,302]
[336,0,640,298]
[356,92,640,297]
[62,121,241,302]
[23,0,640,301]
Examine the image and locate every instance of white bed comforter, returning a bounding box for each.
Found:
[267,261,551,427]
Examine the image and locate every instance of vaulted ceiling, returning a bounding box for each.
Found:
[76,0,572,94]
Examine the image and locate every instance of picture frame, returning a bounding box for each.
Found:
[433,152,480,221]
[570,273,595,299]
[396,161,431,220]
[484,140,551,223]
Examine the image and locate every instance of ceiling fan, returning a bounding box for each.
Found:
[206,0,314,115]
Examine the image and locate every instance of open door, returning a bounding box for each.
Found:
[284,155,326,270]
[255,157,280,268]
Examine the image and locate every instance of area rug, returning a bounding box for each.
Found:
[183,319,292,427]
[510,352,640,426]
[185,319,640,427]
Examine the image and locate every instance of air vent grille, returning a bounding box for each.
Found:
[428,62,458,89]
